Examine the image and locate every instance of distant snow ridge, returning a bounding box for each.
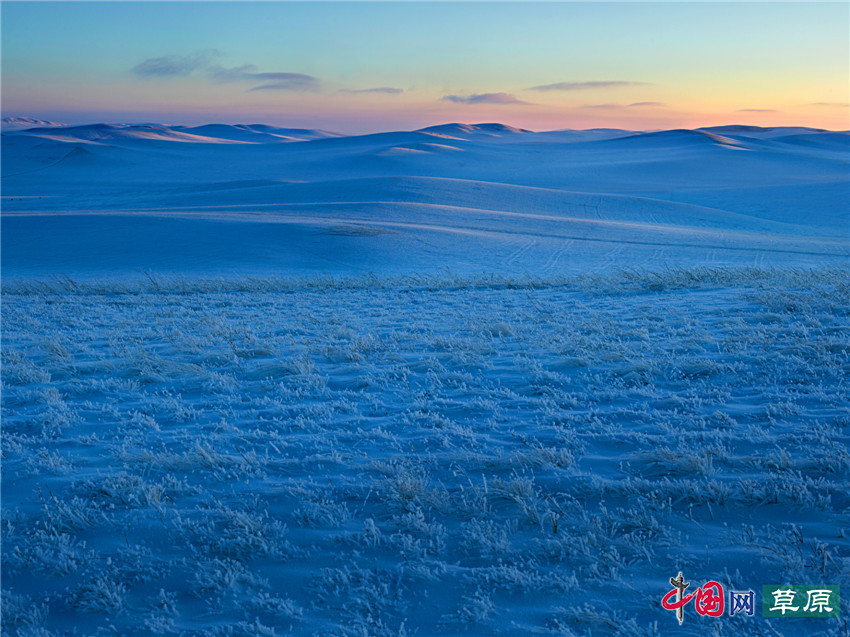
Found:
[417,122,532,136]
[613,128,746,148]
[174,123,342,143]
[2,120,340,144]
[698,124,829,137]
[1,116,65,131]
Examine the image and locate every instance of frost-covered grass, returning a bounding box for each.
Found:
[2,268,849,636]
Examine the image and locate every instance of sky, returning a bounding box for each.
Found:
[1,1,848,133]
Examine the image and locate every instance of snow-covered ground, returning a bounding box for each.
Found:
[2,122,849,636]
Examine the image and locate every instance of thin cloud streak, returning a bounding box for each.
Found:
[736,108,780,113]
[527,80,649,92]
[339,87,404,95]
[132,52,318,91]
[132,51,220,77]
[441,93,532,105]
[210,66,318,90]
[247,77,319,92]
[582,102,666,110]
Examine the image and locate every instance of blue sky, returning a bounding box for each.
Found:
[2,1,847,131]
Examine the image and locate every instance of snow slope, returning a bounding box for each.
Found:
[0,116,66,131]
[1,123,849,636]
[2,122,848,278]
[2,269,848,636]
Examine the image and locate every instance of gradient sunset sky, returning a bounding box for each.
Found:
[2,1,848,133]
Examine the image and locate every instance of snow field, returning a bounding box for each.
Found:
[2,267,848,636]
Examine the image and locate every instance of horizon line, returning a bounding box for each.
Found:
[2,116,846,136]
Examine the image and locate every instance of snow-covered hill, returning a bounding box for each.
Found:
[1,116,65,131]
[2,122,847,278]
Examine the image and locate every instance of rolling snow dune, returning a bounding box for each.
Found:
[2,122,848,279]
[698,124,830,138]
[0,116,66,131]
[174,123,341,143]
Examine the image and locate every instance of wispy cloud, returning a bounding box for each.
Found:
[808,102,849,108]
[248,78,319,91]
[132,52,318,91]
[339,87,404,95]
[131,50,220,77]
[207,64,256,81]
[736,108,779,113]
[527,80,649,92]
[581,101,666,110]
[209,65,318,90]
[441,92,531,105]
